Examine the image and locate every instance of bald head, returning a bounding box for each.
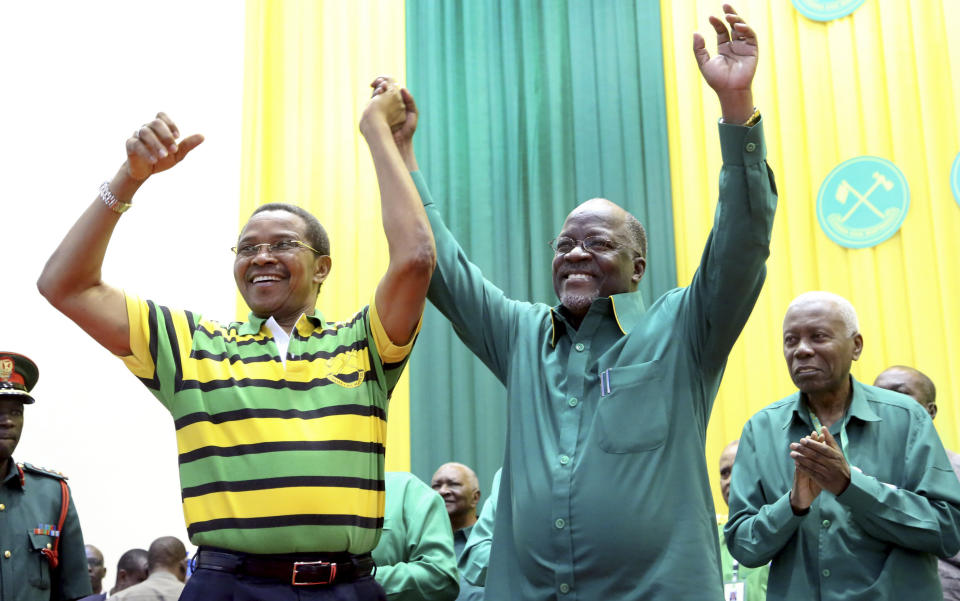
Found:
[874,365,937,419]
[718,439,739,507]
[431,462,481,531]
[147,536,187,582]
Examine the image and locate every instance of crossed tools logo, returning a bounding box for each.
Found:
[792,0,866,22]
[816,156,909,249]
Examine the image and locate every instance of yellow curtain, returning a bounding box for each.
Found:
[661,0,960,510]
[239,0,411,471]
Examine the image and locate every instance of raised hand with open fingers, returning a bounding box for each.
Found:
[124,112,204,183]
[692,4,758,123]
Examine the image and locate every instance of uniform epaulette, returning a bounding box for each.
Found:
[19,462,68,480]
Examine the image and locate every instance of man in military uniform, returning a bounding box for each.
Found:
[0,352,91,601]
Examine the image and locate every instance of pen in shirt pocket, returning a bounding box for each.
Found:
[600,368,612,396]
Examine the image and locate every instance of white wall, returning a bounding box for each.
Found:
[0,1,245,582]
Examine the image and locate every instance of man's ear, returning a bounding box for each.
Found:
[851,333,864,361]
[632,255,646,284]
[313,255,332,287]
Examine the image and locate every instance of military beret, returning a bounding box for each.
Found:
[0,352,39,404]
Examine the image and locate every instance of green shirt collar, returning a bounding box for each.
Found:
[549,291,646,346]
[237,310,326,336]
[783,376,882,431]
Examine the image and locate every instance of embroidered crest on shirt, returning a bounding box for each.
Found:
[326,352,365,389]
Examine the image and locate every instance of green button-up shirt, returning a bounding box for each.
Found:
[725,378,960,600]
[373,472,459,601]
[0,460,91,601]
[459,468,500,587]
[413,119,776,600]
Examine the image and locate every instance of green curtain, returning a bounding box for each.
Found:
[406,0,676,493]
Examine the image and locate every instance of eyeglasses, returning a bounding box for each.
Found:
[231,239,322,258]
[549,236,640,256]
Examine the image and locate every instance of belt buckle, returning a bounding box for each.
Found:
[291,560,337,586]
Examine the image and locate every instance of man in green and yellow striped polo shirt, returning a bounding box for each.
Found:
[39,79,434,600]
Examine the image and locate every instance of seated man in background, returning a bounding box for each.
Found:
[111,537,186,601]
[372,472,459,601]
[874,365,960,600]
[431,462,484,601]
[716,439,767,600]
[726,292,960,600]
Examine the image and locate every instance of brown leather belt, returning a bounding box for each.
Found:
[193,548,375,586]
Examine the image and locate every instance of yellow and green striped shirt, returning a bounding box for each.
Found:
[120,293,416,554]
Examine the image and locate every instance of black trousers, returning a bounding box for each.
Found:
[179,568,387,601]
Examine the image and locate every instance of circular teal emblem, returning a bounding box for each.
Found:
[792,0,867,21]
[816,156,909,249]
[952,152,960,209]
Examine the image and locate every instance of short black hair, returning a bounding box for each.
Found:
[147,536,186,571]
[624,213,647,258]
[116,548,148,573]
[251,203,330,256]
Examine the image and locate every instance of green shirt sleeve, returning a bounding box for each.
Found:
[680,120,777,377]
[725,419,805,568]
[373,473,460,601]
[411,171,530,384]
[459,468,500,586]
[837,415,960,558]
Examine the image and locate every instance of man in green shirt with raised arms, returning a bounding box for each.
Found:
[374,4,776,598]
[38,80,435,600]
[725,292,960,600]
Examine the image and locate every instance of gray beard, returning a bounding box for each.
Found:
[560,291,595,315]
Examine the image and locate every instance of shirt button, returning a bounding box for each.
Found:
[822,519,830,528]
[3,551,9,559]
[559,583,571,594]
[745,142,757,152]
[0,503,4,511]
[559,454,570,465]
[555,518,566,529]
[574,343,585,352]
[568,397,578,407]
[822,569,830,578]
[46,543,52,550]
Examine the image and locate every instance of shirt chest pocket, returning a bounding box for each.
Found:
[27,532,52,590]
[595,360,667,453]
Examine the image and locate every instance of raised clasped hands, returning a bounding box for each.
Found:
[692,4,758,124]
[361,76,408,137]
[124,112,204,183]
[790,427,851,513]
[366,76,419,153]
